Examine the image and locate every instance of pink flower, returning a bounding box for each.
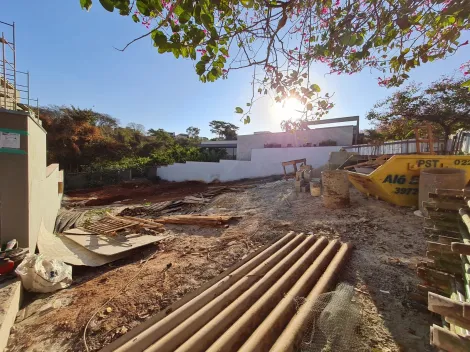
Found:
[321,7,328,14]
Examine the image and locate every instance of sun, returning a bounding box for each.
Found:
[271,97,304,122]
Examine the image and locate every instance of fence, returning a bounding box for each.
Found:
[65,169,132,190]
[344,139,450,155]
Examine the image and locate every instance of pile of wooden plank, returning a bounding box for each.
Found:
[83,214,165,236]
[151,214,241,227]
[119,186,250,217]
[417,188,470,352]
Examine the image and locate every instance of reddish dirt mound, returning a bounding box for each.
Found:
[65,176,281,207]
[66,181,210,206]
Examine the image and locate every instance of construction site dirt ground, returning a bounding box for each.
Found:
[7,179,435,352]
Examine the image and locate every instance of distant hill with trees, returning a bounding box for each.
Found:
[38,105,238,172]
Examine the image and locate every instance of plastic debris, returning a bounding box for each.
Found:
[15,254,72,293]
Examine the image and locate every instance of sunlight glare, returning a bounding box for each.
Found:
[270,97,304,122]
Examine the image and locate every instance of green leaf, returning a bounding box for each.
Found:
[194,5,202,24]
[246,103,251,106]
[149,0,163,12]
[136,0,150,16]
[196,61,206,75]
[463,79,470,88]
[182,0,193,13]
[235,107,244,114]
[340,33,352,46]
[240,0,254,7]
[310,84,321,93]
[179,12,191,24]
[307,103,313,111]
[80,0,93,10]
[132,14,140,22]
[244,116,251,124]
[172,48,180,58]
[174,5,185,16]
[99,0,114,11]
[152,30,167,46]
[201,14,213,29]
[220,47,229,56]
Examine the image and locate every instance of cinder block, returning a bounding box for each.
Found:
[303,170,312,181]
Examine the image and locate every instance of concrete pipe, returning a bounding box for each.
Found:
[321,170,350,208]
[175,236,328,352]
[112,232,298,352]
[270,242,353,352]
[145,234,308,352]
[419,168,466,216]
[234,240,342,352]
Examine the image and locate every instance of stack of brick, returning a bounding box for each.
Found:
[295,165,313,193]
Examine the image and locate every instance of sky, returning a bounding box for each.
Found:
[2,1,469,138]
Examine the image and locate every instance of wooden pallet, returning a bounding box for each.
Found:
[84,216,139,235]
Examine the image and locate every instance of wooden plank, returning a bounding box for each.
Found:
[440,236,459,244]
[452,243,470,256]
[431,324,470,352]
[417,267,453,293]
[425,228,461,237]
[428,242,453,254]
[449,279,470,337]
[424,200,465,211]
[436,189,470,197]
[426,210,460,221]
[428,292,470,320]
[432,259,464,276]
[153,214,241,227]
[427,251,460,263]
[417,284,447,297]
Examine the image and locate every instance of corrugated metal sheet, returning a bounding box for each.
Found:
[102,232,352,352]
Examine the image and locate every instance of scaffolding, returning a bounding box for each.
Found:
[0,20,39,117]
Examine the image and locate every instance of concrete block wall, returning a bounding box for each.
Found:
[0,109,63,252]
[157,146,343,182]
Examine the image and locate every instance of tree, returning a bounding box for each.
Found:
[127,122,146,134]
[186,126,200,139]
[367,76,470,152]
[80,0,470,122]
[39,106,104,170]
[209,120,239,140]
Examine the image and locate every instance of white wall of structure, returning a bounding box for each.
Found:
[157,146,343,182]
[237,125,354,160]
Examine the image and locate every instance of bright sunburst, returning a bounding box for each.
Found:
[270,97,304,122]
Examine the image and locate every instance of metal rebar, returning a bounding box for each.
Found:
[27,71,30,107]
[2,32,6,108]
[12,22,16,110]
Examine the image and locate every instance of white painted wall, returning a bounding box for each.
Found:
[237,125,354,160]
[157,146,343,182]
[28,118,63,252]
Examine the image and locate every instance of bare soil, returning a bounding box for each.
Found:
[7,180,434,352]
